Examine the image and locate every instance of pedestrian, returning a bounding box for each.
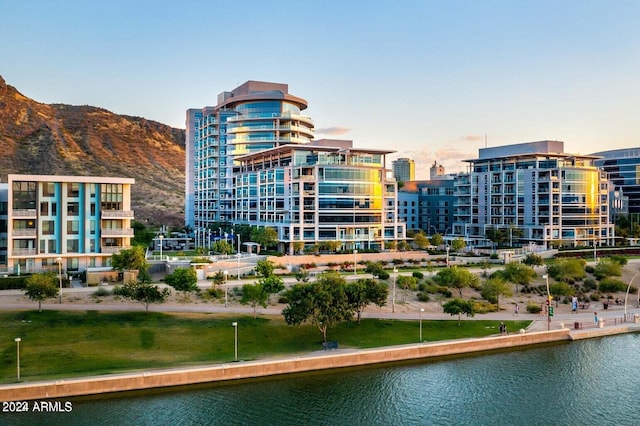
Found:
[514,304,519,316]
[499,322,506,334]
[594,312,599,325]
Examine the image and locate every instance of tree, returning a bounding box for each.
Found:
[113,281,170,312]
[593,258,622,280]
[24,272,59,312]
[451,238,466,253]
[293,241,304,255]
[546,258,586,283]
[260,275,285,304]
[132,221,156,247]
[413,232,429,250]
[523,253,544,267]
[434,266,479,297]
[481,276,513,310]
[164,267,198,299]
[241,283,268,318]
[500,263,537,293]
[111,246,148,272]
[282,271,354,342]
[212,240,234,255]
[443,299,475,325]
[251,227,278,252]
[429,233,444,247]
[397,240,411,251]
[345,278,389,323]
[549,282,574,307]
[255,259,276,278]
[325,240,342,253]
[396,275,418,303]
[364,261,386,279]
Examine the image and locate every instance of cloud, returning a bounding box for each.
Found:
[462,134,484,142]
[315,126,351,135]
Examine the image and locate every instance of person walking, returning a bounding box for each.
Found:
[594,312,599,326]
[514,304,519,316]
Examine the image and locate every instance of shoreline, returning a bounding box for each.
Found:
[2,321,639,402]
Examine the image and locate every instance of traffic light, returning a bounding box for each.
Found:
[549,306,554,317]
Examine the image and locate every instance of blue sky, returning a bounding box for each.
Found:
[2,0,638,178]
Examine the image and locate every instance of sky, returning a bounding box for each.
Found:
[2,0,639,178]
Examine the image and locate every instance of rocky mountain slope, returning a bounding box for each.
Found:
[0,75,186,226]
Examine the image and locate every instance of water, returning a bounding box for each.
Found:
[5,334,640,425]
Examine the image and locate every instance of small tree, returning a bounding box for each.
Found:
[111,246,148,273]
[549,282,574,306]
[292,241,304,255]
[241,282,268,318]
[24,272,59,312]
[396,275,418,303]
[255,259,276,278]
[165,267,198,300]
[113,281,170,312]
[523,253,544,267]
[429,233,444,247]
[364,261,386,279]
[500,263,537,293]
[260,275,285,304]
[251,227,278,252]
[295,267,310,283]
[451,238,466,253]
[413,232,429,250]
[481,276,513,310]
[345,278,389,323]
[282,271,354,342]
[443,298,475,325]
[434,266,479,298]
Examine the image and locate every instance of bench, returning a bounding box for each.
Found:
[322,341,338,351]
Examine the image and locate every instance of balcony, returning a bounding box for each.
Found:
[101,228,134,237]
[12,209,37,218]
[12,229,37,238]
[12,248,36,256]
[101,210,134,219]
[101,246,129,254]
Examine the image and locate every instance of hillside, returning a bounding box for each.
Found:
[0,75,186,226]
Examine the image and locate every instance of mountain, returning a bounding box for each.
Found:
[0,75,186,227]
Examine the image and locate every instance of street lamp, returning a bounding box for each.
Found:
[354,249,358,276]
[159,235,164,261]
[237,234,241,279]
[624,271,640,318]
[543,274,551,331]
[232,322,238,361]
[14,337,21,382]
[392,267,397,313]
[446,245,450,267]
[224,270,228,307]
[56,256,63,304]
[419,308,424,342]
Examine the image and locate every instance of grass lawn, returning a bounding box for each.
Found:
[0,310,531,384]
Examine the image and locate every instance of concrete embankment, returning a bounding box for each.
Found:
[0,329,570,402]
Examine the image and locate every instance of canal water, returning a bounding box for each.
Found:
[5,333,640,425]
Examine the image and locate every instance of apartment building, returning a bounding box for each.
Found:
[185,81,314,231]
[453,141,614,248]
[2,174,134,273]
[392,157,415,182]
[591,147,640,215]
[234,140,405,253]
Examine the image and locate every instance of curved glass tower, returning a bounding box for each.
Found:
[186,81,314,233]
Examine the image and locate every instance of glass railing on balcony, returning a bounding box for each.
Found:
[12,248,36,256]
[101,228,135,237]
[12,209,37,218]
[12,229,37,237]
[101,210,134,218]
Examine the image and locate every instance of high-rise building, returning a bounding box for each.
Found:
[185,81,314,232]
[234,140,405,253]
[591,148,640,214]
[392,158,415,182]
[453,141,614,249]
[2,174,135,273]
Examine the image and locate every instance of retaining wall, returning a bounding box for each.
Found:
[0,329,570,402]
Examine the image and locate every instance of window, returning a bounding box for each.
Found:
[67,220,79,235]
[67,202,79,216]
[66,239,79,252]
[43,182,55,197]
[12,181,36,210]
[40,201,49,216]
[67,183,80,197]
[42,220,55,235]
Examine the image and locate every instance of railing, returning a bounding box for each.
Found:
[101,210,134,218]
[12,248,37,256]
[12,209,37,218]
[101,228,135,236]
[12,229,37,237]
[101,246,129,254]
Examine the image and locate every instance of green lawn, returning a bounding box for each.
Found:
[0,310,531,384]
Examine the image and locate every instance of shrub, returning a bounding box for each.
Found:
[412,271,424,279]
[92,287,112,297]
[417,292,430,302]
[392,258,404,265]
[472,300,498,314]
[598,277,627,293]
[378,271,390,280]
[610,255,628,266]
[590,293,601,301]
[526,302,542,314]
[583,278,597,291]
[585,265,595,274]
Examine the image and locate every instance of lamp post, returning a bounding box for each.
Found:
[15,337,21,382]
[446,245,450,268]
[224,270,228,307]
[392,267,397,313]
[231,322,238,361]
[624,271,640,318]
[237,234,241,279]
[56,256,63,304]
[353,249,358,276]
[543,274,550,331]
[159,235,164,261]
[419,308,424,342]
